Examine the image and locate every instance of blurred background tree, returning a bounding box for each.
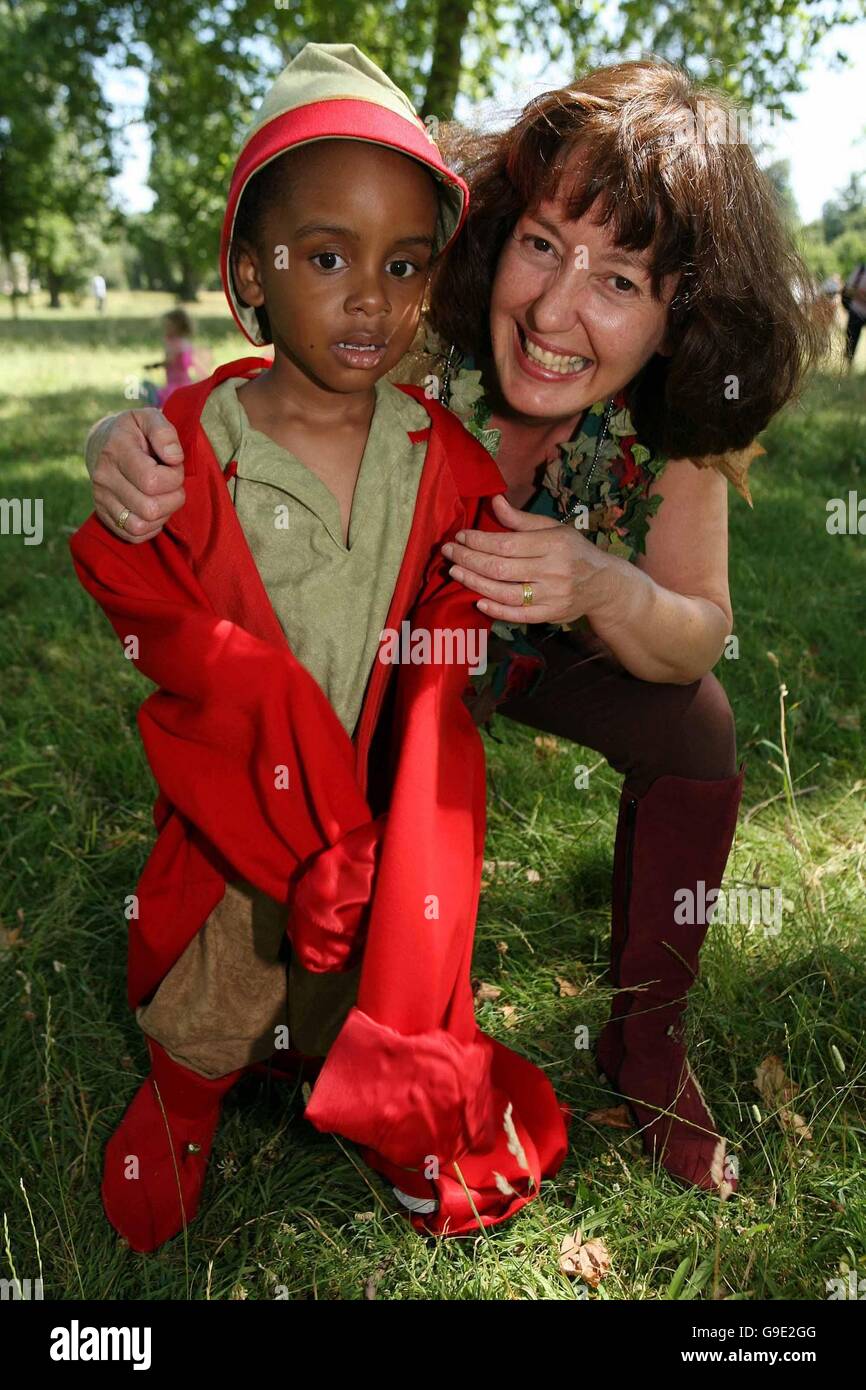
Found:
[2,0,865,305]
[0,0,121,310]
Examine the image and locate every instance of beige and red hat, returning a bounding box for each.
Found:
[220,42,469,345]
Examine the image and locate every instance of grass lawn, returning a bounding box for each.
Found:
[1,294,864,1301]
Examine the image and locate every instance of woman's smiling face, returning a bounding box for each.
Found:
[489,179,679,421]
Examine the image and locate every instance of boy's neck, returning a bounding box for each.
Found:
[239,346,378,430]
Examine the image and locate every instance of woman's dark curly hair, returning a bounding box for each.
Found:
[429,60,825,459]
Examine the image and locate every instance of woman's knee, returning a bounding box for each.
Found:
[637,671,738,786]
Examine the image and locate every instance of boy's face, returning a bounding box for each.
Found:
[234,140,439,392]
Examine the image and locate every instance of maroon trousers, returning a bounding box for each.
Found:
[490,626,737,789]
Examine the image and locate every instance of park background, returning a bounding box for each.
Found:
[1,0,865,1301]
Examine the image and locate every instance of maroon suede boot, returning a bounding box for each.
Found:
[595,765,745,1198]
[101,1038,245,1252]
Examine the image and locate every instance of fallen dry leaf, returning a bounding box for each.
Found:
[831,708,860,732]
[0,921,23,951]
[556,975,579,998]
[586,1104,632,1130]
[559,1230,611,1287]
[474,981,502,1003]
[754,1054,813,1141]
[534,735,560,759]
[482,859,519,876]
[496,940,509,955]
[500,1004,518,1028]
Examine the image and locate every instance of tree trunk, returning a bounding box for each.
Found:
[177,260,200,303]
[423,0,473,120]
[47,271,62,309]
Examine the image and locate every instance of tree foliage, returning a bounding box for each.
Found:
[5,0,866,301]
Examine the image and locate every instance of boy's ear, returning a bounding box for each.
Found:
[233,239,265,308]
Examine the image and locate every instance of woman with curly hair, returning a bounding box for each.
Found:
[82,59,822,1201]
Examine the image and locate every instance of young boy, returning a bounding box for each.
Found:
[71,43,567,1253]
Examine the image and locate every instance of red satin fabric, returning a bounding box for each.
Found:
[70,358,569,1233]
[289,816,386,972]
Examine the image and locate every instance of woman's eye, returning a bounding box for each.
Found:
[386,259,419,279]
[310,251,347,271]
[610,274,637,293]
[522,235,557,257]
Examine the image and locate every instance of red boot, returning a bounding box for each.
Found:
[595,766,745,1198]
[101,1038,245,1252]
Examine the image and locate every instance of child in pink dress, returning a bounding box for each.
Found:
[143,309,208,406]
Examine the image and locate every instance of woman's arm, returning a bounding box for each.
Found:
[441,457,733,685]
[586,457,733,684]
[84,407,187,543]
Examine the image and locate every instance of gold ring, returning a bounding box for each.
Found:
[522,582,533,606]
[116,508,130,531]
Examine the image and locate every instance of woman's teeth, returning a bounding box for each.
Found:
[520,329,589,374]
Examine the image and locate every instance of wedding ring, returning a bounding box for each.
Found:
[116,507,131,531]
[522,582,533,606]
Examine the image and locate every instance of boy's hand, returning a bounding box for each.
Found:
[88,408,187,543]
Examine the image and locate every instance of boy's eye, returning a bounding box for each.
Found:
[609,274,637,293]
[386,259,420,279]
[310,251,347,271]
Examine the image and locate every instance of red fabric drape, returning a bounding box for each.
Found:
[70,360,568,1234]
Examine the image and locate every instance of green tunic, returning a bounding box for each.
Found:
[200,373,431,736]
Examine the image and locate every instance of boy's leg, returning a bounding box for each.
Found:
[136,879,291,1078]
[104,882,292,1251]
[137,879,361,1073]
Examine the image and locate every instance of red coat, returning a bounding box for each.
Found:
[70,358,568,1234]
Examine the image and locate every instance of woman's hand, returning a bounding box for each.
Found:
[441,469,734,685]
[441,493,622,626]
[88,408,187,543]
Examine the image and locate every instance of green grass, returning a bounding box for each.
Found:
[1,295,865,1300]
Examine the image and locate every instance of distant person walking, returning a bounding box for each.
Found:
[842,262,866,366]
[91,274,107,313]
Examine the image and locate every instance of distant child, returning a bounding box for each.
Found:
[141,309,208,407]
[70,43,567,1254]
